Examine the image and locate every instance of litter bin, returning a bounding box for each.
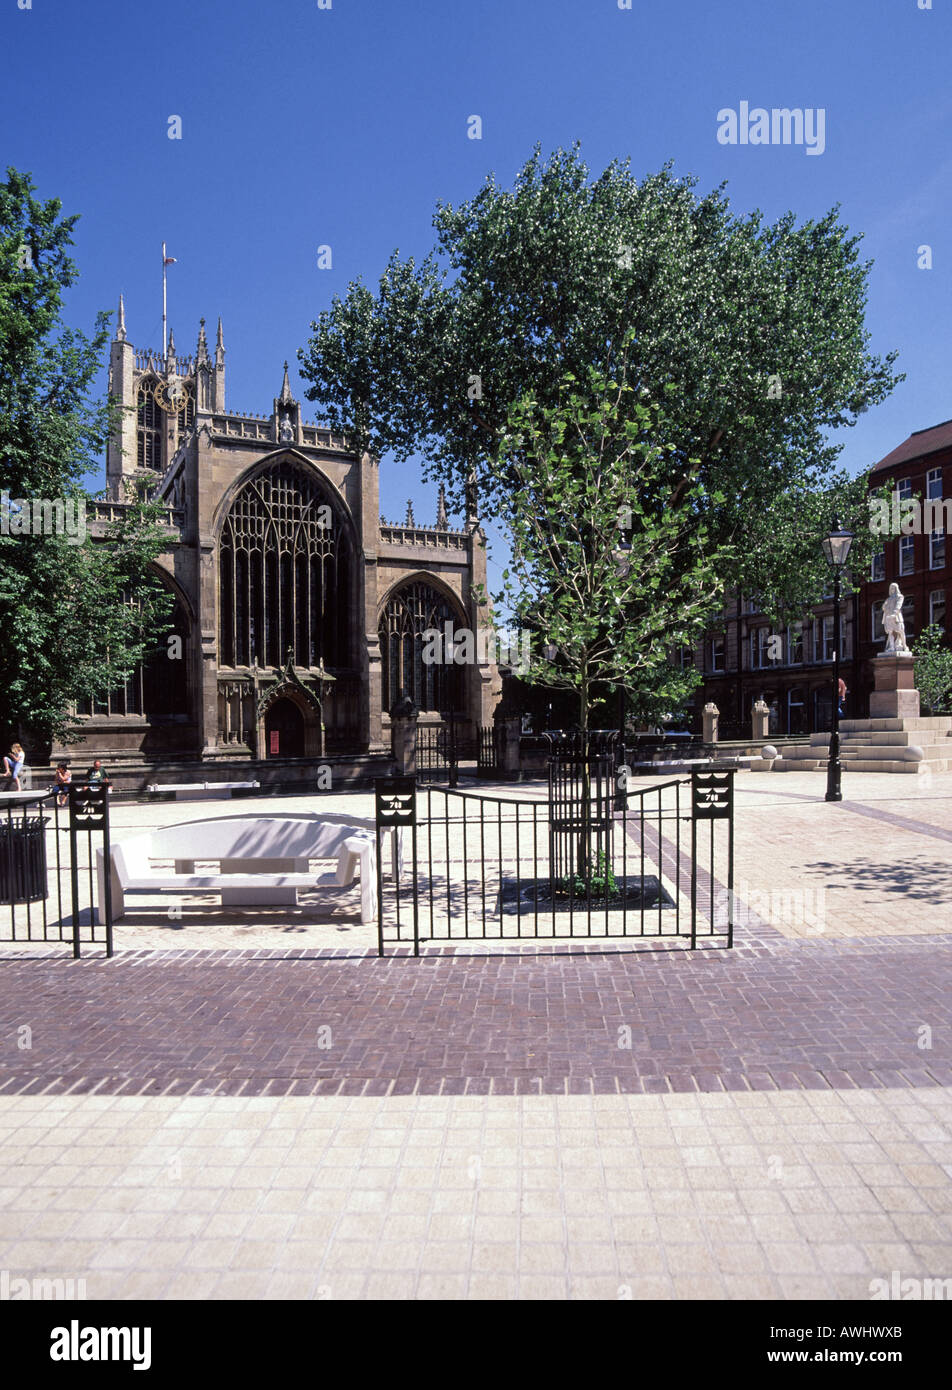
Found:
[0,812,49,904]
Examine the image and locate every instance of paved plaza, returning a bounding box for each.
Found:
[0,770,950,1299]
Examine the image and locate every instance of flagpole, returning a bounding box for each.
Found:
[162,241,168,362]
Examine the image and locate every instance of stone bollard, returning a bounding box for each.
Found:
[499,717,521,780]
[389,692,419,776]
[751,700,770,741]
[702,702,719,744]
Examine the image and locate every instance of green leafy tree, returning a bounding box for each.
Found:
[0,168,173,751]
[496,347,727,737]
[299,146,901,619]
[913,625,952,715]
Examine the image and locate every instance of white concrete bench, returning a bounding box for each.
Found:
[145,782,261,800]
[96,817,385,926]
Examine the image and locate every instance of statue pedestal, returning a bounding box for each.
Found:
[870,655,919,719]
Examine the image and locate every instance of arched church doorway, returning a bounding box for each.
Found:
[265,698,305,758]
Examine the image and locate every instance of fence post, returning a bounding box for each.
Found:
[374,776,418,957]
[499,717,521,780]
[389,693,419,777]
[703,702,719,745]
[66,782,113,959]
[690,768,735,950]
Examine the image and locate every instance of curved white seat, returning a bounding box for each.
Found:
[96,817,379,926]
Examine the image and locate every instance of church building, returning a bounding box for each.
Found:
[65,303,500,771]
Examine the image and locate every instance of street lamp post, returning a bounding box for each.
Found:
[821,521,854,803]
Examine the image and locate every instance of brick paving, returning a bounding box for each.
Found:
[0,937,949,1096]
[1,772,950,1300]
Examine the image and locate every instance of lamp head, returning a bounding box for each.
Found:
[821,520,854,569]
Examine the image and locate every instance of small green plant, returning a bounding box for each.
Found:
[914,624,952,715]
[558,850,619,899]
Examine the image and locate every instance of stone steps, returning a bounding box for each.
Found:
[838,716,952,733]
[770,709,952,774]
[774,755,949,774]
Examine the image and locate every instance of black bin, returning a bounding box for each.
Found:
[0,815,49,904]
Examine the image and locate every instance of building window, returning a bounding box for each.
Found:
[218,459,354,671]
[929,589,946,632]
[76,589,188,718]
[870,550,885,582]
[872,603,884,643]
[895,477,912,500]
[751,628,775,669]
[930,531,946,569]
[710,636,725,672]
[821,616,834,661]
[899,535,915,576]
[787,624,803,666]
[136,379,163,471]
[379,582,463,712]
[815,615,850,661]
[926,467,942,500]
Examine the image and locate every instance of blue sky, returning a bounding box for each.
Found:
[3,0,950,591]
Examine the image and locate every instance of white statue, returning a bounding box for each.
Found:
[881,582,911,655]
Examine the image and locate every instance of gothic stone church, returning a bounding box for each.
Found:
[65,303,499,769]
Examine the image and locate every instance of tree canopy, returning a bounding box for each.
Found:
[299,146,901,622]
[0,168,173,749]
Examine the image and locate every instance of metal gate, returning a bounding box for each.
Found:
[0,785,113,957]
[375,769,734,955]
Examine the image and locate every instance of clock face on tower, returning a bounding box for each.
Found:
[154,377,190,414]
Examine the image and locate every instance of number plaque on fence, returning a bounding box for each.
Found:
[691,770,734,820]
[374,776,416,826]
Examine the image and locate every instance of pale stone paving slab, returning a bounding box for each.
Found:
[0,1090,949,1301]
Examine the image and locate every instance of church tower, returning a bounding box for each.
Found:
[105,303,225,500]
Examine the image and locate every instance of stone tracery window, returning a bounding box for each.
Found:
[379,581,463,712]
[219,459,353,670]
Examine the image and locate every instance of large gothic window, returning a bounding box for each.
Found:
[219,459,353,671]
[379,581,463,712]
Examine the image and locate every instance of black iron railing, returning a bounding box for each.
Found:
[0,786,113,956]
[375,768,734,955]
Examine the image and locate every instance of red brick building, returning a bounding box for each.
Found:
[697,418,951,736]
[860,418,950,690]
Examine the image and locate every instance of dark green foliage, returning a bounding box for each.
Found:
[0,168,173,749]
